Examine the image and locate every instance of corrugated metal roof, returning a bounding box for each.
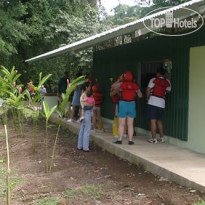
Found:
[25,0,205,63]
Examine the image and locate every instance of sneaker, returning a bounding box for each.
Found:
[158,137,165,143]
[80,117,84,123]
[128,141,134,145]
[67,119,74,123]
[98,128,105,133]
[113,140,122,144]
[76,119,81,123]
[123,134,128,138]
[90,129,97,133]
[114,135,118,139]
[147,138,158,143]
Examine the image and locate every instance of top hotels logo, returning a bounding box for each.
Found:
[143,6,204,36]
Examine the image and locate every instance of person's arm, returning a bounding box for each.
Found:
[84,102,94,106]
[146,78,155,101]
[111,75,123,89]
[137,89,143,98]
[146,87,151,100]
[110,88,120,97]
[166,80,171,94]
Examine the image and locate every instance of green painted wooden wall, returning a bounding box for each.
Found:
[93,27,205,141]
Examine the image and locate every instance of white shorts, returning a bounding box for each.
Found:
[93,106,101,111]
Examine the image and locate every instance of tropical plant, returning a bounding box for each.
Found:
[0,66,30,136]
[4,124,11,205]
[27,72,52,152]
[49,75,86,172]
[194,202,205,205]
[41,101,57,173]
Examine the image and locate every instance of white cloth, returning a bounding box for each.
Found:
[147,77,171,108]
[114,82,122,89]
[80,92,86,108]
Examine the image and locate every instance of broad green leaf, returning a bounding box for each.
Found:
[12,74,22,83]
[60,76,86,112]
[39,72,42,83]
[43,101,49,119]
[47,124,56,128]
[48,105,57,119]
[56,109,63,118]
[40,110,46,118]
[38,74,52,89]
[32,95,43,104]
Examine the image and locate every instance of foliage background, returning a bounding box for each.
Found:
[0,0,189,92]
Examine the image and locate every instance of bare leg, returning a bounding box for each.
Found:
[81,109,84,118]
[70,105,75,120]
[92,110,97,129]
[157,120,163,138]
[97,110,103,129]
[118,118,126,141]
[151,119,157,139]
[78,106,82,118]
[127,116,134,141]
[124,117,127,135]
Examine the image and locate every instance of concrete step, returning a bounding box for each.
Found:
[50,114,205,192]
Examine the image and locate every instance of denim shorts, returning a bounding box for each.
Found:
[117,100,136,118]
[146,104,164,120]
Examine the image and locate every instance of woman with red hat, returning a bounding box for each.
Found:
[113,71,142,145]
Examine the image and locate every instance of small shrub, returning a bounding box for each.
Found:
[0,169,23,202]
[66,185,106,202]
[194,202,205,205]
[35,197,60,205]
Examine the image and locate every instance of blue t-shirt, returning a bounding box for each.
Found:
[40,88,46,94]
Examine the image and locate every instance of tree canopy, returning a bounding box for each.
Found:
[0,0,191,92]
[0,0,112,92]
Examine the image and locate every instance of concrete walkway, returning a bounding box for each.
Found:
[50,114,205,192]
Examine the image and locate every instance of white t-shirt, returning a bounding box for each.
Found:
[147,77,171,108]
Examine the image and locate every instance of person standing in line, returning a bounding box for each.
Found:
[110,75,128,138]
[113,71,142,145]
[77,83,93,152]
[67,73,82,123]
[57,71,69,107]
[91,84,104,132]
[57,72,69,118]
[146,67,171,143]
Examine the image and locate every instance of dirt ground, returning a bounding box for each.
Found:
[0,118,205,205]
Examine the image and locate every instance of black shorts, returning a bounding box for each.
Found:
[146,104,164,120]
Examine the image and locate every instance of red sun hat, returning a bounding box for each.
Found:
[92,84,99,92]
[124,71,133,81]
[87,78,93,83]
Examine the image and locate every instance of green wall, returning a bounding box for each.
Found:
[93,27,205,141]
